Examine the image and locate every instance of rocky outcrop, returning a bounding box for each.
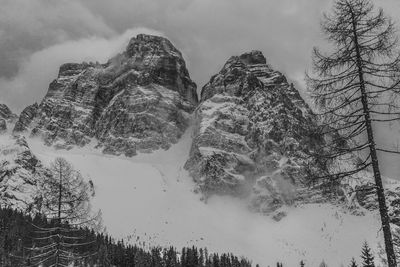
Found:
[0,136,50,211]
[185,51,320,212]
[0,119,6,132]
[13,34,198,156]
[13,103,39,132]
[0,104,18,132]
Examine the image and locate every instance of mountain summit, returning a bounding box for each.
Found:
[185,50,320,212]
[13,34,198,156]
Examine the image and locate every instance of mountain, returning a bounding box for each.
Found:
[184,50,400,230]
[13,34,198,156]
[185,50,323,212]
[3,34,400,265]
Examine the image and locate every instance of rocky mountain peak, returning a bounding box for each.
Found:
[126,34,180,57]
[13,34,198,156]
[186,51,319,211]
[200,50,299,110]
[238,50,267,65]
[122,34,198,105]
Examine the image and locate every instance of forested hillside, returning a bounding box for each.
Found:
[0,207,254,267]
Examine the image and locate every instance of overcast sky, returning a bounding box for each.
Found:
[1,0,400,176]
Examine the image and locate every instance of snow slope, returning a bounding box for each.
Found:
[14,123,386,267]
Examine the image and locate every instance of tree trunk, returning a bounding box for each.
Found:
[58,162,62,225]
[57,162,62,267]
[350,7,397,267]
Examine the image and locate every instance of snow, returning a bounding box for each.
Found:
[0,126,387,267]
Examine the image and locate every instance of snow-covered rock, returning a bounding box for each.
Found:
[13,34,198,156]
[0,135,49,211]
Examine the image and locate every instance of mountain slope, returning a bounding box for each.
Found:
[23,123,387,267]
[0,135,49,210]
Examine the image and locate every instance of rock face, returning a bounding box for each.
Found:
[13,103,39,133]
[0,104,18,132]
[185,51,321,212]
[13,34,198,156]
[0,136,50,211]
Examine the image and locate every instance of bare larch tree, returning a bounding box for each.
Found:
[27,157,98,266]
[307,0,400,266]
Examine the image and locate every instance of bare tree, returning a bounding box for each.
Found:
[28,157,99,266]
[307,0,400,266]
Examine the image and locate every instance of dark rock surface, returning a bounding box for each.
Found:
[13,34,198,156]
[13,103,39,133]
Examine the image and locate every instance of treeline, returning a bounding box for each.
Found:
[0,207,253,267]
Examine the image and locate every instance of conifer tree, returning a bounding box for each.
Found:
[361,242,375,267]
[307,1,400,265]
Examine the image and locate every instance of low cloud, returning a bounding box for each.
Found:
[0,27,162,112]
[0,0,115,78]
[2,0,400,112]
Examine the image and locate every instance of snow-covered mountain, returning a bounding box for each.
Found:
[13,34,198,156]
[185,50,322,213]
[2,34,400,266]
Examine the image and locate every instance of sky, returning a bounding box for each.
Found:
[1,0,400,176]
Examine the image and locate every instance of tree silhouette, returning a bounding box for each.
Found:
[28,157,99,266]
[307,1,400,265]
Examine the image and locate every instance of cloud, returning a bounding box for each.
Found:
[0,27,162,112]
[0,0,115,78]
[80,0,332,88]
[3,0,400,111]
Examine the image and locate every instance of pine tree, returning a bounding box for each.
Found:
[361,242,375,267]
[307,1,400,265]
